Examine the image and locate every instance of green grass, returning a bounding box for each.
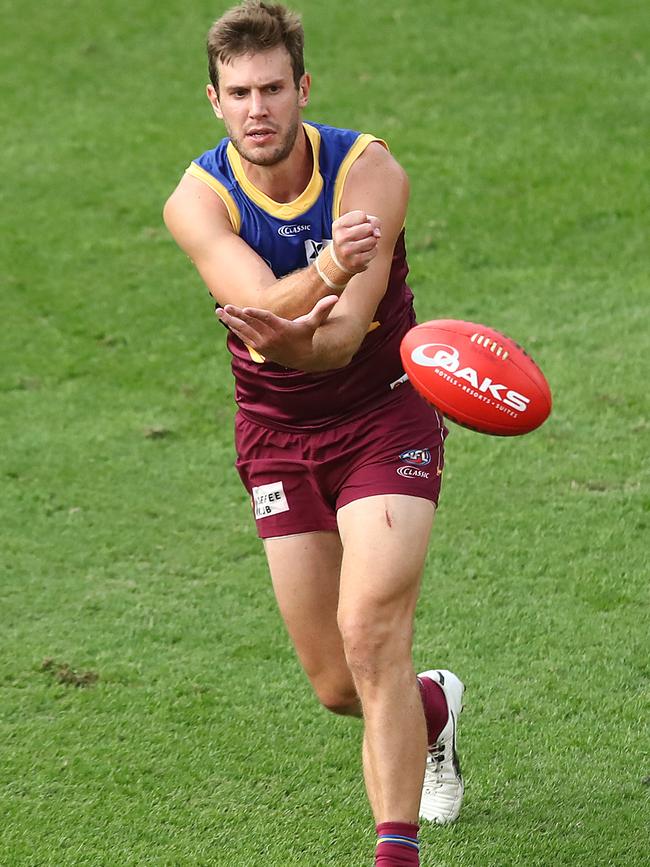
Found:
[1,0,649,864]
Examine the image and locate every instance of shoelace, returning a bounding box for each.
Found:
[423,744,447,789]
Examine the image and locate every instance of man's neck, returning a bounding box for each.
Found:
[240,125,313,203]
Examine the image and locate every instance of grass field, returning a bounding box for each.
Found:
[1,0,649,864]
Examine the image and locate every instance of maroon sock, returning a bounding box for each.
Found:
[418,676,449,746]
[375,822,420,866]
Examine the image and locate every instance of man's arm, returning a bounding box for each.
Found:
[217,143,410,371]
[309,143,409,366]
[163,173,379,320]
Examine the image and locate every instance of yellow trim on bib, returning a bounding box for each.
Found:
[226,123,323,220]
[333,135,387,220]
[185,163,242,234]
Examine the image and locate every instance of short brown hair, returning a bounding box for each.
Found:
[207,1,305,92]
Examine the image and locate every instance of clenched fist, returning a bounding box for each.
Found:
[331,210,382,274]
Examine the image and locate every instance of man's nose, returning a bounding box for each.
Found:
[249,90,268,117]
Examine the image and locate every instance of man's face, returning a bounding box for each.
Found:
[207,46,310,167]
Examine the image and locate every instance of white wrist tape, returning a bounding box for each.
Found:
[328,243,353,276]
[315,244,352,292]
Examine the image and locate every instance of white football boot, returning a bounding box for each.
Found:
[418,669,465,824]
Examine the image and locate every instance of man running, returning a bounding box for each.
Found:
[164,3,464,864]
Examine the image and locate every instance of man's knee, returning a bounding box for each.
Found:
[320,694,363,717]
[315,685,362,716]
[305,663,361,716]
[338,609,413,677]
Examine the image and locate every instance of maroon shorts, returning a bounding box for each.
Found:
[234,385,448,538]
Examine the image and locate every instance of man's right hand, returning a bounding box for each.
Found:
[332,210,382,274]
[216,294,340,370]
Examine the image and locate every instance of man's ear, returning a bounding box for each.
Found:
[206,84,223,119]
[298,73,311,109]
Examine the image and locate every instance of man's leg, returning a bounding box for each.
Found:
[336,494,435,824]
[263,531,361,716]
[262,519,459,863]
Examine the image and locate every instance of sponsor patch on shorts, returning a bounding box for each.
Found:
[399,448,431,466]
[252,481,290,519]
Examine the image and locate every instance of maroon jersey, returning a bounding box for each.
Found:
[230,229,415,431]
[189,123,416,431]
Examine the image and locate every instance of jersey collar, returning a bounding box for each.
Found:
[226,122,323,220]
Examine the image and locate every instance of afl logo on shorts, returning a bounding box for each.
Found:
[399,448,432,466]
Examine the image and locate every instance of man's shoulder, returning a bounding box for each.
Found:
[343,144,409,212]
[306,120,366,148]
[306,120,361,135]
[307,121,392,192]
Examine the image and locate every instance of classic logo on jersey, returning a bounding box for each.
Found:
[399,448,432,466]
[304,238,331,265]
[252,481,290,519]
[410,343,531,414]
[278,224,311,237]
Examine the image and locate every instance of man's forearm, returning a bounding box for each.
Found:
[223,233,364,320]
[246,264,328,319]
[294,316,366,372]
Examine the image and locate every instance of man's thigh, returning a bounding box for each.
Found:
[337,494,435,632]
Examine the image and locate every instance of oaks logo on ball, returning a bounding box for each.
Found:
[399,448,432,466]
[410,343,530,413]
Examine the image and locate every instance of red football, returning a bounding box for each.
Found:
[400,319,552,436]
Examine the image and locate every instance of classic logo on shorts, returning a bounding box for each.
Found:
[399,448,432,466]
[252,481,290,519]
[397,465,430,479]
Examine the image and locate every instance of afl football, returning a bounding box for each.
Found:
[400,319,552,436]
